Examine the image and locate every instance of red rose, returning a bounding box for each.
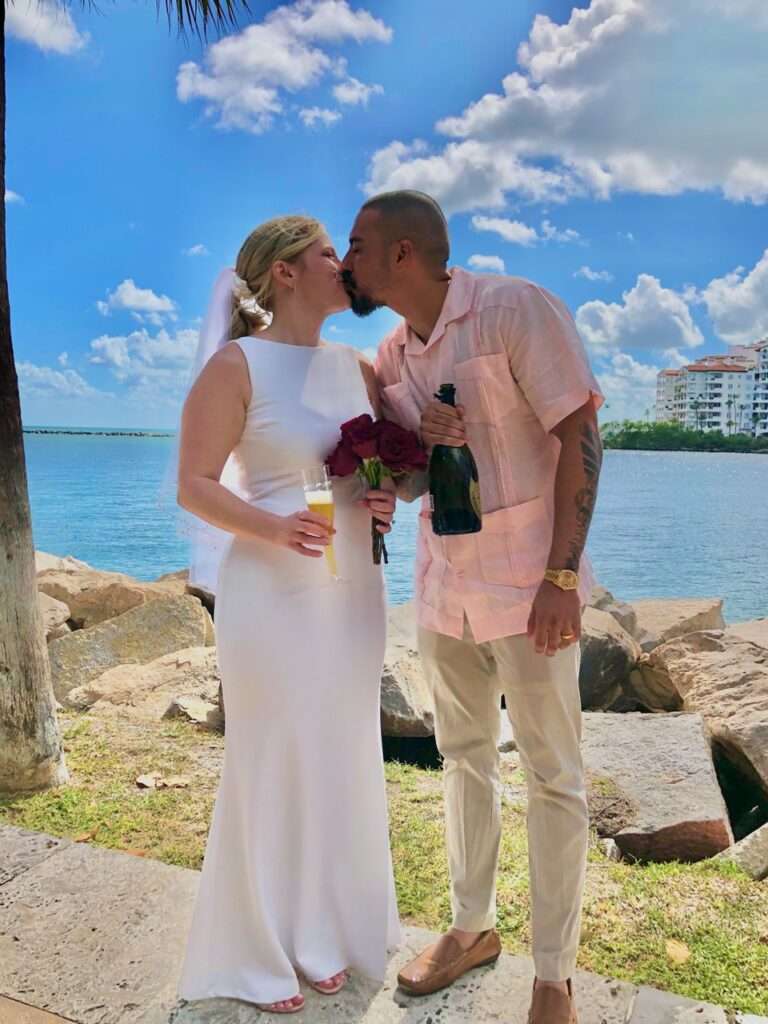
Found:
[340,414,379,459]
[376,419,428,473]
[326,437,361,477]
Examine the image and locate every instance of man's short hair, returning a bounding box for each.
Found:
[361,190,450,270]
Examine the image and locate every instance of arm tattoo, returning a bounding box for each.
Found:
[565,422,602,571]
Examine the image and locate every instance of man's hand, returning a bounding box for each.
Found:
[527,581,582,657]
[420,401,466,449]
[421,399,468,448]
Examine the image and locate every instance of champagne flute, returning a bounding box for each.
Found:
[301,465,344,582]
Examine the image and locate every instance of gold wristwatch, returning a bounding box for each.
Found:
[544,569,579,591]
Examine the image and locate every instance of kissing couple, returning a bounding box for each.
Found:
[176,190,603,1024]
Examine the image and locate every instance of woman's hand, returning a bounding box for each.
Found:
[361,475,396,534]
[268,511,335,557]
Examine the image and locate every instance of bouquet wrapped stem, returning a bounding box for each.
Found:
[360,458,389,565]
[326,414,428,566]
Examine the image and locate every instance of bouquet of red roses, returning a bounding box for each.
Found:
[326,414,428,565]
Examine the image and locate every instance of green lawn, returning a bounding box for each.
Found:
[2,713,766,1015]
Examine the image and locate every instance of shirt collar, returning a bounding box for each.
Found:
[396,267,475,354]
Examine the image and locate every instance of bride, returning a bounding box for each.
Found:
[176,215,401,1014]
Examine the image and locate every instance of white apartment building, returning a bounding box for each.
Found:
[655,354,757,433]
[679,360,755,433]
[754,340,768,436]
[655,370,680,422]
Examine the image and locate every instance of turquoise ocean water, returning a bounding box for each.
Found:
[22,431,768,623]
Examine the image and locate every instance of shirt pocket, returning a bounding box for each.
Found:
[454,352,518,424]
[474,496,550,588]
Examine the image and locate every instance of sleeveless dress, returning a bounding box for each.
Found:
[178,338,401,1005]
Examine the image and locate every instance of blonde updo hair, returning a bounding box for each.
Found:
[230,215,326,338]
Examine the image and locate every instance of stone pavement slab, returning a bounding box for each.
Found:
[0,826,71,887]
[1,825,765,1024]
[171,927,636,1024]
[0,830,196,1024]
[628,986,729,1023]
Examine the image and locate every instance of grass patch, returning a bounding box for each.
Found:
[0,713,221,868]
[2,714,767,1014]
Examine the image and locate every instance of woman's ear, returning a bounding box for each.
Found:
[271,260,296,291]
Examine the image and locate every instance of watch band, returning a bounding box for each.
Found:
[544,568,580,591]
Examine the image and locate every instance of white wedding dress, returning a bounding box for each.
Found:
[178,337,401,1005]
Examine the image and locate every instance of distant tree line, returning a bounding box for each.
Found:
[601,420,768,453]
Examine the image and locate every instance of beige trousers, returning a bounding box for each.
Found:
[418,619,588,982]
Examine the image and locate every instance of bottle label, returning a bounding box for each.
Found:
[469,479,482,519]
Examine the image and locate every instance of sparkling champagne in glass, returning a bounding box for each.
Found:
[301,465,340,579]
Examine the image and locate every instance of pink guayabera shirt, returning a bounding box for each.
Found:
[374,268,604,643]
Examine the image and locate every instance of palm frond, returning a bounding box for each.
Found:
[159,0,248,38]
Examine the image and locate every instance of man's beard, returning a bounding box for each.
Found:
[342,272,383,318]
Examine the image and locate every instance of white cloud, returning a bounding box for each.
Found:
[364,1,768,211]
[540,219,580,243]
[662,347,690,368]
[472,216,538,246]
[89,327,199,406]
[90,327,197,373]
[299,106,342,128]
[699,249,768,346]
[177,0,391,134]
[596,351,660,422]
[333,76,383,106]
[97,279,176,319]
[17,361,104,399]
[468,254,505,274]
[4,189,24,204]
[471,214,579,247]
[574,265,613,282]
[57,352,69,367]
[6,0,88,55]
[364,138,574,214]
[183,244,209,256]
[576,273,704,352]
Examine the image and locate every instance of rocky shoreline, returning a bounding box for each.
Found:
[35,550,768,882]
[24,428,173,437]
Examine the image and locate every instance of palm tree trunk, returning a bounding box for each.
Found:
[0,13,68,793]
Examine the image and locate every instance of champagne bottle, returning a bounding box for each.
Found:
[428,383,482,535]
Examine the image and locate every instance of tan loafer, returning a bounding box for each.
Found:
[397,929,501,996]
[528,978,578,1024]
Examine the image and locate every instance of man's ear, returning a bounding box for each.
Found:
[395,239,415,265]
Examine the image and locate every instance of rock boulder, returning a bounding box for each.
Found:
[49,596,215,703]
[628,631,768,798]
[37,567,195,630]
[579,608,641,710]
[381,602,434,737]
[581,711,733,862]
[38,592,71,642]
[631,598,725,653]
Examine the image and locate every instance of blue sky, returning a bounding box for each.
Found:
[6,0,768,428]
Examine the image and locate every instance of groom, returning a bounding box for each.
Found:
[342,191,603,1024]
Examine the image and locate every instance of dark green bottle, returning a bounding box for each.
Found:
[429,383,482,535]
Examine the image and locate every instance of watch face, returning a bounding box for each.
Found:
[562,570,578,585]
